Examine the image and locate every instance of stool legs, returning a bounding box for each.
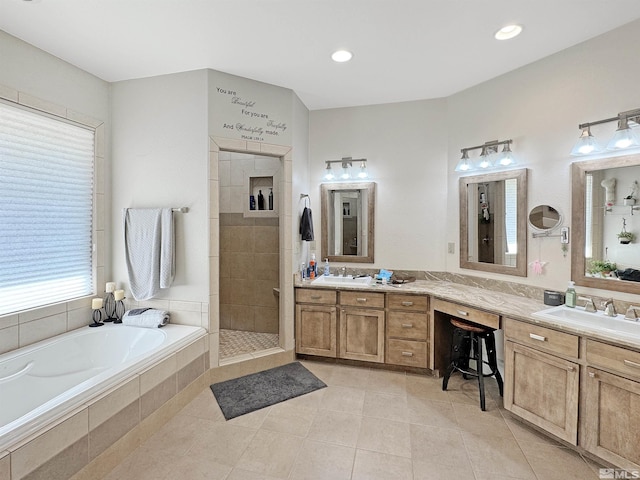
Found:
[442,327,503,411]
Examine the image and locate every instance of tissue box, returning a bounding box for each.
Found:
[544,290,565,306]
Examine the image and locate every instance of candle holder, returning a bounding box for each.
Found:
[103,291,116,322]
[114,298,125,324]
[89,308,104,327]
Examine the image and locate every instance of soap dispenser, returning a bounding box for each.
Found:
[565,281,577,308]
[324,258,330,276]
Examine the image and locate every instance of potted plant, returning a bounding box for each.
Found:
[618,230,634,244]
[588,260,617,276]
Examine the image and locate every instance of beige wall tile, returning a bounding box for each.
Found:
[209,151,219,180]
[209,332,219,368]
[11,410,89,479]
[170,309,202,327]
[140,355,177,395]
[254,227,278,254]
[0,450,9,480]
[169,300,201,313]
[89,401,139,461]
[212,137,246,151]
[254,307,278,334]
[19,303,66,323]
[260,143,290,156]
[0,84,18,102]
[67,307,92,331]
[229,253,254,280]
[0,313,18,330]
[209,137,220,152]
[177,355,205,391]
[89,378,140,430]
[209,218,220,257]
[176,338,206,370]
[140,375,177,420]
[0,326,19,355]
[19,313,67,347]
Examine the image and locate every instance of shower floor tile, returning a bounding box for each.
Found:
[219,329,279,360]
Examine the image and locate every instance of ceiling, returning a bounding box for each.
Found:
[2,0,640,110]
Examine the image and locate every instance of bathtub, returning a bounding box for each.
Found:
[0,322,206,452]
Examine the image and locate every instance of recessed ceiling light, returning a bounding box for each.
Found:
[331,50,353,63]
[494,24,522,40]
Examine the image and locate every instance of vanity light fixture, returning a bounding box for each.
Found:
[571,107,640,156]
[455,140,516,173]
[323,157,367,181]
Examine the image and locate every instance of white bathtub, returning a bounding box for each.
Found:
[0,323,206,452]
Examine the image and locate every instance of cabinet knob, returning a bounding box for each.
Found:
[401,323,413,328]
[401,301,414,307]
[401,352,414,357]
[588,371,596,378]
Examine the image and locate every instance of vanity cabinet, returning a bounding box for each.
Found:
[386,294,429,367]
[503,317,580,445]
[295,289,337,357]
[582,340,640,471]
[339,291,385,363]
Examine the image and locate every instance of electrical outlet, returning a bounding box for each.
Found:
[447,242,455,254]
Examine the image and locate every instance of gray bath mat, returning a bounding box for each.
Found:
[210,362,326,420]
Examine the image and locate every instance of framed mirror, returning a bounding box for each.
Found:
[459,169,528,277]
[572,153,640,294]
[321,182,375,263]
[529,205,562,231]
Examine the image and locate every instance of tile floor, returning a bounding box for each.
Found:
[219,329,280,360]
[105,360,604,480]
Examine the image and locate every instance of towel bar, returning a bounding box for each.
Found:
[172,207,189,213]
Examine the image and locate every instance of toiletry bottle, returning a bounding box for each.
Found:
[257,190,265,210]
[565,281,577,308]
[324,258,330,276]
[250,195,256,210]
[268,188,273,210]
[309,254,316,279]
[300,262,306,280]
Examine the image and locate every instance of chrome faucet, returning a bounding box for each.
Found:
[578,296,597,313]
[339,266,347,277]
[625,306,640,321]
[602,299,617,317]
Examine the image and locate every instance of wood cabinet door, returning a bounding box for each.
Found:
[582,367,640,472]
[504,341,579,444]
[295,304,337,357]
[339,308,385,363]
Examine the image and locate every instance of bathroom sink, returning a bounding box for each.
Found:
[532,305,640,339]
[311,275,372,287]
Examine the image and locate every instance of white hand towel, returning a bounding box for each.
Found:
[124,208,175,301]
[122,308,170,328]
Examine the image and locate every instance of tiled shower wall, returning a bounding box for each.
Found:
[219,214,279,333]
[218,151,281,334]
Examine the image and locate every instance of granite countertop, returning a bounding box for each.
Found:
[295,278,640,350]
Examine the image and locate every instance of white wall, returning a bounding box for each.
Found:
[309,99,449,270]
[111,70,210,303]
[446,18,640,300]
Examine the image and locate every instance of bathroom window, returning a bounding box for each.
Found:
[0,101,95,316]
[505,178,518,254]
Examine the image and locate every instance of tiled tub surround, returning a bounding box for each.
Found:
[0,324,207,480]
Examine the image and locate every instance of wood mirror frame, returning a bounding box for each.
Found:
[459,168,528,277]
[571,153,640,294]
[321,182,375,263]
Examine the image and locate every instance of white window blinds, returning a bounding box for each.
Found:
[0,102,95,316]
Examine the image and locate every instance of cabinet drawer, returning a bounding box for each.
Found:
[432,298,499,329]
[387,312,428,340]
[386,339,427,368]
[340,291,385,308]
[586,339,640,381]
[387,294,429,312]
[295,288,337,305]
[504,317,579,359]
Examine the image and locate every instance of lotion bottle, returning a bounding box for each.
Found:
[565,281,577,308]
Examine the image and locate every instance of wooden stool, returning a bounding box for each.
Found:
[442,317,503,411]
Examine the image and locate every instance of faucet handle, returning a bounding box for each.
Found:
[578,296,597,313]
[625,306,640,321]
[601,299,617,317]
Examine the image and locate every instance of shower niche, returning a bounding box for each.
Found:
[244,169,278,218]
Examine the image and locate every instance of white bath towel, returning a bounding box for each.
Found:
[122,308,170,328]
[123,208,175,301]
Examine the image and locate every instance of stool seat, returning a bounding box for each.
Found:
[449,318,490,333]
[442,317,503,411]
